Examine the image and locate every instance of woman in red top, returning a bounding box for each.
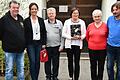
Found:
[86,9,108,80]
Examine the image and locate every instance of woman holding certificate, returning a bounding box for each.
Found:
[62,7,86,80]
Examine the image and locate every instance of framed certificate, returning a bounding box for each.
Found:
[70,24,81,37]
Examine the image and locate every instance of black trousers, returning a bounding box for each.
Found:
[66,45,81,80]
[45,46,60,80]
[89,49,106,80]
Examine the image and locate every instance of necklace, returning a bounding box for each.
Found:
[35,23,39,35]
[31,17,40,35]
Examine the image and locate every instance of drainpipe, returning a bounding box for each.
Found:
[28,0,47,18]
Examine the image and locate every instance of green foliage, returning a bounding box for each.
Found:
[24,52,30,80]
[0,41,4,75]
[0,41,30,78]
[114,63,117,80]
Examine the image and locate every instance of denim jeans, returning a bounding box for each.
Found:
[27,44,42,80]
[107,44,120,80]
[5,52,24,80]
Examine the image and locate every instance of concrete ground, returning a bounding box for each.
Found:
[38,53,108,80]
[0,53,108,80]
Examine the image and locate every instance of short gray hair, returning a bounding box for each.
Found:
[47,7,56,13]
[92,9,102,17]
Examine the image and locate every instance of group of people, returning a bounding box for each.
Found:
[86,1,120,80]
[0,0,120,80]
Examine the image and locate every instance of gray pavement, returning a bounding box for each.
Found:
[0,53,108,80]
[38,53,108,80]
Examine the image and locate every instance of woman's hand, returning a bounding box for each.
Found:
[71,35,81,40]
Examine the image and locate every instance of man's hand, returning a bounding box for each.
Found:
[42,45,46,49]
[59,48,63,52]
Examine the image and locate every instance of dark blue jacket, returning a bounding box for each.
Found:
[0,11,25,53]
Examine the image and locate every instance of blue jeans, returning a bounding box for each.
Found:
[27,44,42,80]
[107,44,120,80]
[5,52,24,80]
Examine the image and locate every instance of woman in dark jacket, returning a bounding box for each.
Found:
[23,3,46,80]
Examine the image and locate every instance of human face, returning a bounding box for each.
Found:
[71,10,79,20]
[92,14,102,23]
[30,5,38,16]
[112,6,120,18]
[47,10,56,20]
[9,3,20,17]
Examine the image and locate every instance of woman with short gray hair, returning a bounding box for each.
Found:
[86,9,108,80]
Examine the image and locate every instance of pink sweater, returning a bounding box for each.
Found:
[86,22,108,50]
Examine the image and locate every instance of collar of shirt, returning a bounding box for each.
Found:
[48,19,57,24]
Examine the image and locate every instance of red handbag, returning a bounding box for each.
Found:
[40,49,48,62]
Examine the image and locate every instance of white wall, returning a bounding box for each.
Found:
[19,0,46,18]
[102,0,117,22]
[0,0,47,18]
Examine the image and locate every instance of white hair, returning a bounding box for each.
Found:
[92,9,102,17]
[47,7,56,13]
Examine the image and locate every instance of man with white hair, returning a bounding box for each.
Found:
[44,7,64,80]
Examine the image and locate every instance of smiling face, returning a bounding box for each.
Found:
[92,14,102,23]
[112,6,120,18]
[111,1,120,19]
[71,10,79,20]
[47,8,56,21]
[92,10,102,23]
[9,2,20,17]
[29,3,39,16]
[30,5,38,16]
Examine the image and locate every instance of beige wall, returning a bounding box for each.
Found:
[102,0,117,22]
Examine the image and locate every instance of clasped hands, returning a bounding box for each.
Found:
[71,35,81,40]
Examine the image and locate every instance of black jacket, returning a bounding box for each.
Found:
[0,11,25,53]
[23,16,47,46]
